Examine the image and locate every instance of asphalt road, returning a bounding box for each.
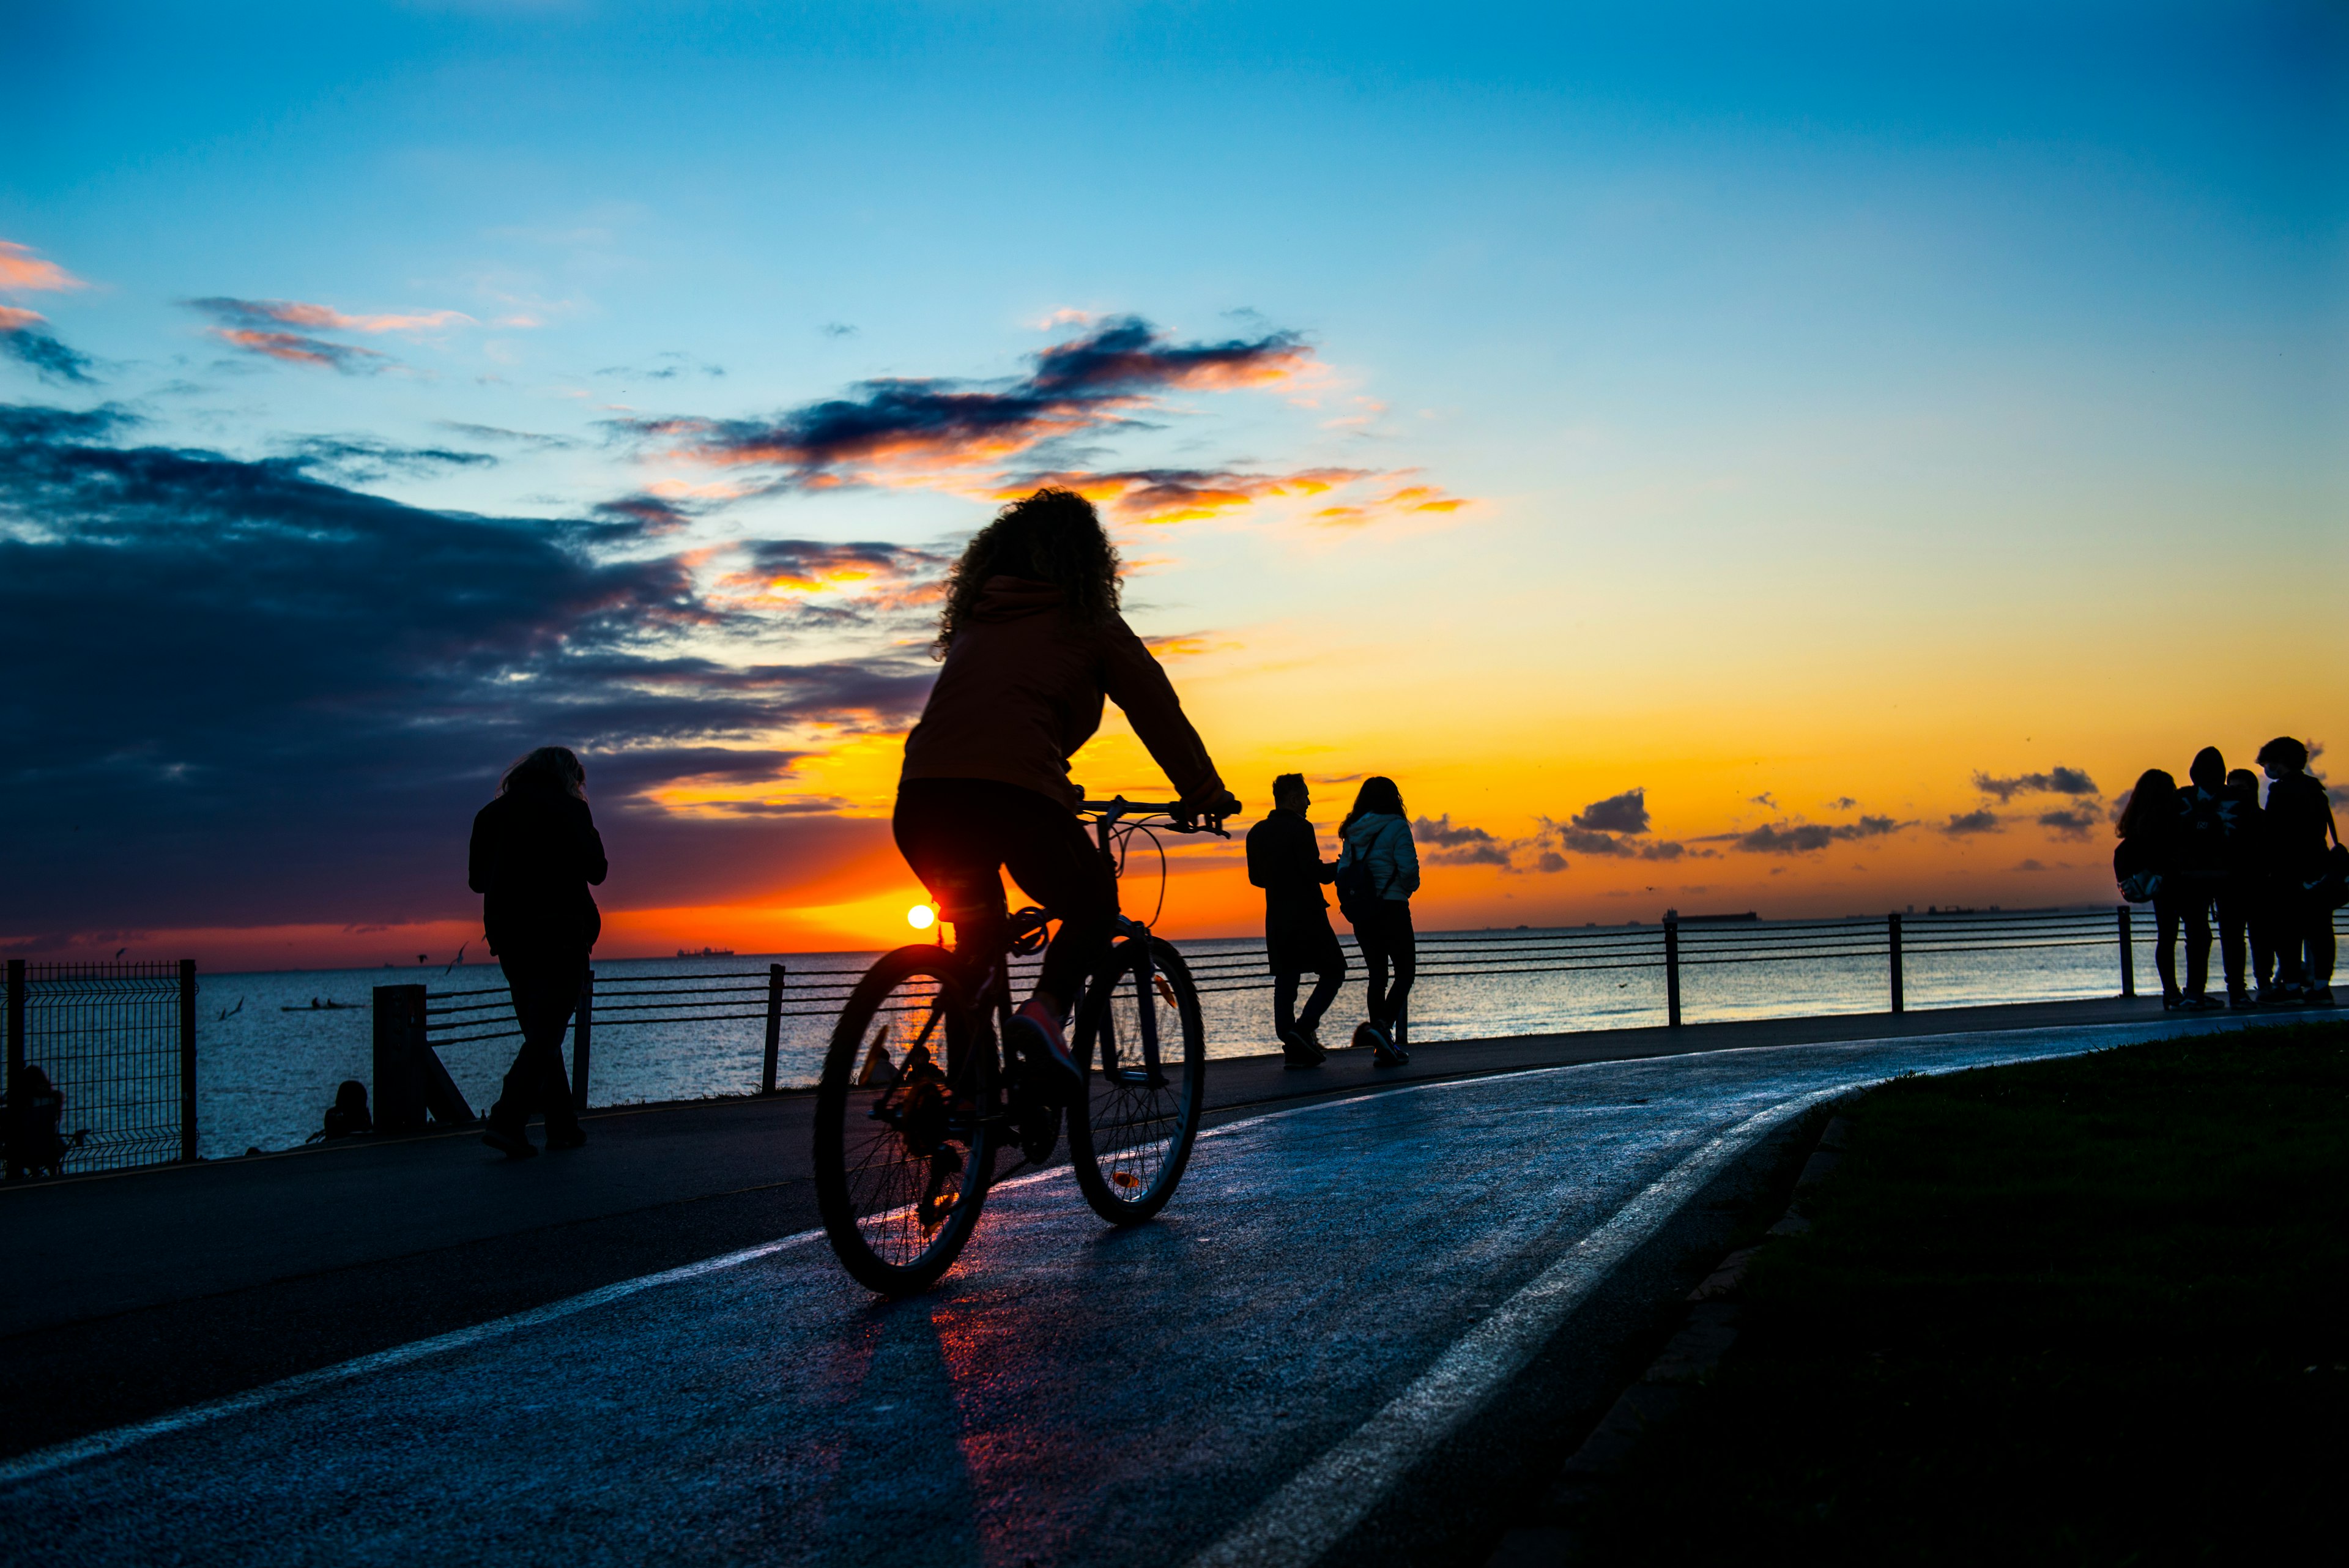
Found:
[0,1016,2245,1567]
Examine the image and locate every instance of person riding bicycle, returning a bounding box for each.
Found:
[894,488,1238,1101]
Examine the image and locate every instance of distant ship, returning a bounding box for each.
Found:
[677,946,735,957]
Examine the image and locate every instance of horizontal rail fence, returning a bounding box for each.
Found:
[1173,905,2148,1028]
[404,967,799,1124]
[4,958,196,1178]
[379,905,2339,1110]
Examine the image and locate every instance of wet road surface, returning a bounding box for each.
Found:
[0,1017,2238,1567]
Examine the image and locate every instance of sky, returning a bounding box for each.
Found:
[2,1,2344,970]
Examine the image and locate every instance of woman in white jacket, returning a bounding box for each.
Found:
[1337,776,1420,1065]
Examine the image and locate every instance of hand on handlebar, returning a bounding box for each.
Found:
[1173,791,1243,837]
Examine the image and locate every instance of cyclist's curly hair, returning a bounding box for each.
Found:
[935,487,1121,658]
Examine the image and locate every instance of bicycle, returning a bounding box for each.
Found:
[813,796,1232,1295]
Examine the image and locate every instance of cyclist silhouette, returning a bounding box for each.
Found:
[894,488,1237,1100]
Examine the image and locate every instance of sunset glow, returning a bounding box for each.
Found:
[2,3,2340,971]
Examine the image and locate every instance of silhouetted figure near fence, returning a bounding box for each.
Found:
[2115,769,2199,1008]
[469,746,607,1158]
[1248,773,1343,1068]
[2177,746,2251,1008]
[2257,736,2337,1006]
[1337,776,1420,1065]
[2225,768,2275,996]
[307,1080,373,1143]
[4,1063,70,1178]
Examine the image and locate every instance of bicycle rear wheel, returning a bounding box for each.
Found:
[814,945,999,1294]
[1067,936,1206,1224]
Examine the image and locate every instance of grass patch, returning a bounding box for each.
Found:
[1578,1022,2349,1564]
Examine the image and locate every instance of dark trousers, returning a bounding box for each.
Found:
[1353,899,1416,1041]
[894,777,1116,1003]
[2153,882,2214,997]
[2213,876,2254,994]
[1275,968,1343,1041]
[2271,882,2337,990]
[2241,879,2276,990]
[495,948,586,1133]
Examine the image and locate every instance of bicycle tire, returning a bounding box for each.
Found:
[814,944,999,1294]
[1067,936,1206,1224]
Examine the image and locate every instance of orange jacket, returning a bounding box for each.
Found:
[900,576,1223,810]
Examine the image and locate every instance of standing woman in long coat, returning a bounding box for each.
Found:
[469,746,607,1157]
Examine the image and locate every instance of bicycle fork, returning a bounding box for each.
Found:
[1115,915,1170,1088]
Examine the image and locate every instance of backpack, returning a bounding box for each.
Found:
[1334,820,1391,918]
[2319,804,2349,910]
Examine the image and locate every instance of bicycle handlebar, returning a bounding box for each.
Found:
[1078,795,1239,838]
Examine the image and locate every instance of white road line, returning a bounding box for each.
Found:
[0,1230,826,1488]
[1,1017,2206,1494]
[1182,1017,2233,1568]
[1182,1085,1849,1568]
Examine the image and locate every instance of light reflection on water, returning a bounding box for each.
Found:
[176,909,2213,1159]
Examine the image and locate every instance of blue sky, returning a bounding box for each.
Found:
[3,2,2343,962]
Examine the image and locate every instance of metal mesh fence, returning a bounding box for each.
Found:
[6,960,193,1176]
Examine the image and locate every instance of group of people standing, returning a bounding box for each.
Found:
[1245,775,1421,1068]
[2113,737,2340,1010]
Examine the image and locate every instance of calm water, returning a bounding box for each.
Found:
[177,908,2204,1159]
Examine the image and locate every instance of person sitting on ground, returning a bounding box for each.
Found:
[2257,736,2337,1006]
[2223,767,2272,1002]
[894,488,1238,1101]
[4,1063,70,1178]
[312,1080,373,1142]
[1247,773,1345,1068]
[2114,768,2191,1008]
[1337,776,1421,1065]
[468,745,607,1158]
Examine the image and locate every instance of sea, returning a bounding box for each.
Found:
[182,910,2172,1160]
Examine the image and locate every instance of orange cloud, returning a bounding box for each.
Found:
[619,316,1316,491]
[1314,480,1470,526]
[212,327,387,370]
[0,240,86,294]
[1009,466,1374,524]
[212,298,472,334]
[0,305,45,331]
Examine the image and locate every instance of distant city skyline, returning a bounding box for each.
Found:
[3,2,2343,968]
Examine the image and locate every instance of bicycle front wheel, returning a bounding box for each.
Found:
[814,945,999,1295]
[1067,936,1206,1224]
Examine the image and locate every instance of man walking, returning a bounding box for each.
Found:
[1247,773,1345,1067]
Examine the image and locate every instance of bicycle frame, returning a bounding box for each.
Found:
[950,795,1215,1103]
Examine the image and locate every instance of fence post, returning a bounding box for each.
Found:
[1888,913,1905,1014]
[1663,917,1682,1028]
[573,970,593,1112]
[178,959,199,1162]
[6,959,23,1180]
[373,984,429,1134]
[2117,904,2136,998]
[762,964,786,1095]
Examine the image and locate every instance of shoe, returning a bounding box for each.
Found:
[1007,999,1082,1104]
[2257,986,2294,1008]
[2159,992,2185,1011]
[2181,994,2224,1013]
[545,1124,587,1150]
[2309,987,2337,1008]
[481,1124,538,1159]
[2227,990,2257,1011]
[1351,1019,1386,1054]
[1278,1026,1327,1068]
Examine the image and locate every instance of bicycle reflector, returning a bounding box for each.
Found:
[907,904,936,931]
